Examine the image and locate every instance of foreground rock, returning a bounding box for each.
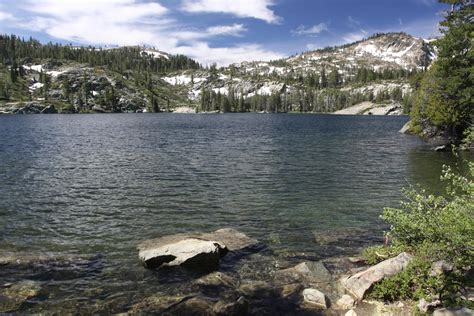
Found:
[274,261,332,286]
[302,288,328,309]
[139,238,227,269]
[433,307,474,316]
[335,294,355,310]
[0,280,42,313]
[342,252,412,300]
[138,228,258,269]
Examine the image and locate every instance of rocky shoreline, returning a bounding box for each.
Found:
[1,228,470,315]
[130,228,416,315]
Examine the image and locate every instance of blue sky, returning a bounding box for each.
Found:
[0,0,446,65]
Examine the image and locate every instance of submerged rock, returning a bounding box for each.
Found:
[280,283,304,299]
[238,281,275,299]
[0,280,42,313]
[0,252,104,282]
[194,272,239,290]
[342,252,412,300]
[213,296,248,316]
[274,261,332,286]
[138,228,258,269]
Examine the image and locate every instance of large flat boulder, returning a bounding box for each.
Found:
[138,238,227,269]
[342,252,412,300]
[138,228,258,269]
[200,228,258,252]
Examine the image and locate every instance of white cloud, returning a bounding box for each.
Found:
[393,17,441,39]
[342,31,367,43]
[416,0,437,6]
[347,16,361,28]
[341,16,441,45]
[292,23,328,36]
[181,0,281,24]
[3,0,282,66]
[174,42,284,66]
[306,43,322,50]
[18,0,177,49]
[176,24,247,41]
[0,11,14,21]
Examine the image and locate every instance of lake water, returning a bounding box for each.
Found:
[0,114,462,313]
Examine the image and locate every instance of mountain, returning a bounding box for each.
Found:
[288,32,435,70]
[161,32,436,114]
[0,32,435,114]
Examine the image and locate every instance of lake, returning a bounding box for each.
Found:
[0,113,461,313]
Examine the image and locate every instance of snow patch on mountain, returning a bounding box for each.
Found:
[162,75,206,85]
[141,49,169,60]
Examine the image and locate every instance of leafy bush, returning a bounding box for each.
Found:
[365,161,473,302]
[369,257,444,301]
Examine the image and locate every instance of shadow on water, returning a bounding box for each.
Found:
[406,148,473,195]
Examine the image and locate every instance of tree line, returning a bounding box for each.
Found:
[0,34,201,75]
[200,85,408,113]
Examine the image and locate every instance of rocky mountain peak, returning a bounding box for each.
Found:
[289,32,436,70]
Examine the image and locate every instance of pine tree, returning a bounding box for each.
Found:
[410,0,473,140]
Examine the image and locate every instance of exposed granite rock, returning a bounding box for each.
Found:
[342,252,413,300]
[433,307,474,316]
[138,238,227,269]
[41,104,57,114]
[302,288,328,309]
[399,121,412,134]
[417,298,441,313]
[335,294,355,310]
[138,228,258,269]
[430,260,453,277]
[346,310,357,316]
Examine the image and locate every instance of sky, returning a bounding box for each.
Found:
[0,0,447,66]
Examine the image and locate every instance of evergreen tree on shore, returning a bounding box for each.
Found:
[410,0,473,141]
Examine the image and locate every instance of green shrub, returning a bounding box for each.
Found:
[365,161,473,303]
[369,257,444,301]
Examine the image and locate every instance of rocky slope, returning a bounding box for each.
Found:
[160,32,435,113]
[0,32,435,114]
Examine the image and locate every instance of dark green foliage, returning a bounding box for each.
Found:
[410,1,473,140]
[369,257,445,301]
[365,160,473,304]
[0,34,201,74]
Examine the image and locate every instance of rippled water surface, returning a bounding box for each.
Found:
[0,114,461,312]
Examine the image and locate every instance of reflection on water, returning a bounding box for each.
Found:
[406,148,471,195]
[0,113,466,313]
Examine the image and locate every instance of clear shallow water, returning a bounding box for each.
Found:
[0,113,462,312]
